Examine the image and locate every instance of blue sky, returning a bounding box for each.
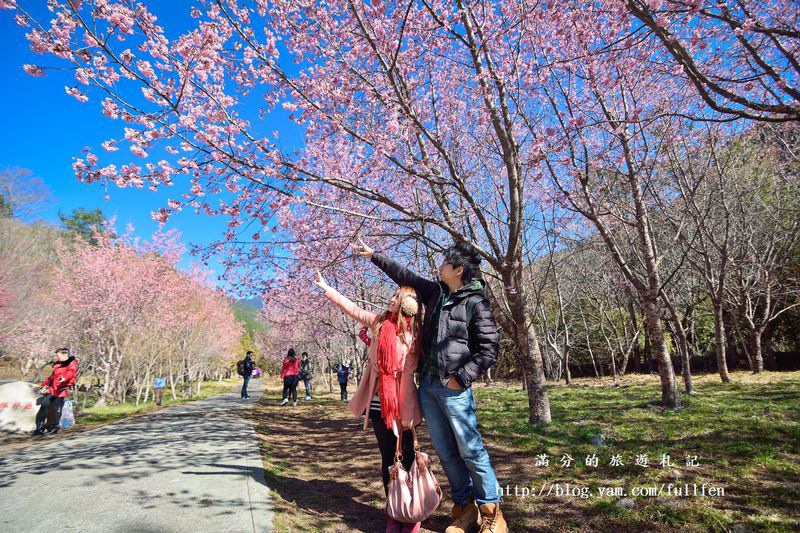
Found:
[0,5,301,290]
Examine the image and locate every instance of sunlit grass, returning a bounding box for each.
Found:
[475,370,800,531]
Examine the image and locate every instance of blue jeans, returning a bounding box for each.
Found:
[418,375,501,506]
[241,375,251,398]
[302,377,312,397]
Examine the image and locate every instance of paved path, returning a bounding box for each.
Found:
[0,381,272,533]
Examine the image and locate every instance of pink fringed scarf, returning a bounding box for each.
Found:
[376,313,411,430]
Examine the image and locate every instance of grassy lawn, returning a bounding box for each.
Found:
[476,370,800,532]
[78,378,239,426]
[248,371,799,532]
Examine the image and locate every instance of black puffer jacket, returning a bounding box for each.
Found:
[371,253,499,389]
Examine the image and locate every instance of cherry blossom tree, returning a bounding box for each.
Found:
[2,0,563,421]
[51,226,242,405]
[625,0,799,122]
[4,0,796,414]
[0,274,10,323]
[721,127,800,372]
[0,216,67,378]
[262,253,389,388]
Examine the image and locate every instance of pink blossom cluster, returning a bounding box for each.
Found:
[1,0,794,308]
[50,226,243,376]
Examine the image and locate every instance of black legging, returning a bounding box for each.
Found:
[339,382,348,400]
[370,410,416,496]
[35,395,65,430]
[282,376,298,402]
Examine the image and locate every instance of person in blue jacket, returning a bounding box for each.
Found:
[337,360,351,401]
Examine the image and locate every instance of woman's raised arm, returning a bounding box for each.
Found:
[314,271,378,327]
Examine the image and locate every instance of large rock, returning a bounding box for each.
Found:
[0,381,40,433]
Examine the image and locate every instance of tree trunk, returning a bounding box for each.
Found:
[641,297,681,408]
[97,345,116,407]
[96,367,112,408]
[607,336,618,383]
[713,303,732,382]
[588,343,599,377]
[733,319,755,372]
[598,314,618,383]
[724,310,740,371]
[580,311,600,378]
[610,346,618,383]
[664,297,694,395]
[169,372,178,400]
[618,343,631,377]
[625,288,642,374]
[501,268,551,424]
[763,321,777,370]
[751,327,764,373]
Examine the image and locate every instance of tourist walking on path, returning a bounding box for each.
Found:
[356,238,507,533]
[315,270,424,533]
[300,352,314,400]
[153,375,167,406]
[337,360,351,401]
[280,349,301,406]
[32,348,78,436]
[240,351,255,399]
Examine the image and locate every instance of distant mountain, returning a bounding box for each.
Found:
[239,295,264,310]
[231,298,266,333]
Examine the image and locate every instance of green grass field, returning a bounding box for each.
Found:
[474,371,800,532]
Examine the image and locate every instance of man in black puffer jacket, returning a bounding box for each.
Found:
[356,239,507,533]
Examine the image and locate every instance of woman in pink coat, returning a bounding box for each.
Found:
[314,271,423,533]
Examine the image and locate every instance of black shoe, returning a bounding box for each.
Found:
[44,426,60,436]
[30,427,45,436]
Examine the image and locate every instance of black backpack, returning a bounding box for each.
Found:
[236,360,246,376]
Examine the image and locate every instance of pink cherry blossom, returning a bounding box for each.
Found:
[22,64,44,77]
[101,140,118,152]
[64,86,89,103]
[3,0,796,417]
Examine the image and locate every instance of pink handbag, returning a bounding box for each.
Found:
[386,426,442,523]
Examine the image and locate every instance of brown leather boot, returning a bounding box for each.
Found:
[477,503,508,533]
[445,500,482,533]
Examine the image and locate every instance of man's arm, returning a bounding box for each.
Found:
[370,252,439,301]
[454,299,500,388]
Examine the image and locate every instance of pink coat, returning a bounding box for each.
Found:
[324,287,423,437]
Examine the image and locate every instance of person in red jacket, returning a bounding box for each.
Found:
[280,348,301,406]
[32,347,78,436]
